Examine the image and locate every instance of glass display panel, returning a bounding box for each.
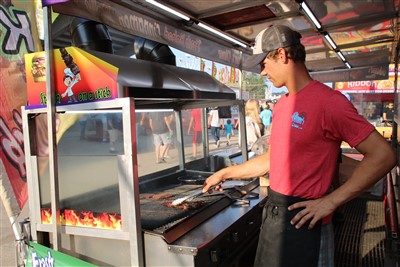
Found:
[207,105,241,156]
[182,108,205,162]
[181,106,241,165]
[36,111,124,215]
[344,93,394,140]
[136,110,179,175]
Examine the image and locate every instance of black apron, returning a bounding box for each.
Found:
[254,187,322,267]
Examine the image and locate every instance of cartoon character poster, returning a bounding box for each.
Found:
[25,47,119,108]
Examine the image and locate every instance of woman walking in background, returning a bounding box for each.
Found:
[236,99,264,148]
[245,99,264,148]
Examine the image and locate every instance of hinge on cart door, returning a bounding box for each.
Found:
[167,245,198,256]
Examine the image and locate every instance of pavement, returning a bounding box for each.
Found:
[1,201,15,267]
[1,201,29,267]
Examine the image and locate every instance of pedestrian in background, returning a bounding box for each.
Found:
[245,99,264,148]
[107,113,122,153]
[188,108,202,159]
[260,102,273,134]
[149,111,173,164]
[208,107,224,147]
[224,119,234,146]
[236,99,264,149]
[383,102,395,126]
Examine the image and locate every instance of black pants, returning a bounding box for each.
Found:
[254,187,322,267]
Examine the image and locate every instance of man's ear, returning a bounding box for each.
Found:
[278,48,288,63]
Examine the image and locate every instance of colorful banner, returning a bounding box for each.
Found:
[334,64,398,93]
[1,0,43,215]
[27,242,97,266]
[25,47,119,108]
[335,80,397,93]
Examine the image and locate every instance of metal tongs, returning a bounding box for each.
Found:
[171,185,258,206]
[171,189,205,206]
[229,186,259,206]
[171,186,216,206]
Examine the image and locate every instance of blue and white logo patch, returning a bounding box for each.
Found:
[291,112,305,130]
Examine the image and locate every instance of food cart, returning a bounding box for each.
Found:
[22,45,268,266]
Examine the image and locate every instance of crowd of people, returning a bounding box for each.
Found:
[134,101,274,165]
[205,100,274,151]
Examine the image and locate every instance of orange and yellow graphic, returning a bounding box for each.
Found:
[25,47,119,107]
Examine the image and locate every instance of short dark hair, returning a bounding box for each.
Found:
[267,43,306,62]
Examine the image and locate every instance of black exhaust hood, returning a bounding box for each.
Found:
[88,50,236,101]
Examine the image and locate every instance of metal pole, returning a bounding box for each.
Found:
[43,6,61,250]
[238,101,248,161]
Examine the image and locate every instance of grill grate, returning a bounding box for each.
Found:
[334,196,385,267]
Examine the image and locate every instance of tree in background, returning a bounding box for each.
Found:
[242,71,268,99]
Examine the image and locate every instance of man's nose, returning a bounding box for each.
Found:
[260,68,267,76]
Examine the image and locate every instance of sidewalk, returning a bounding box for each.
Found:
[1,201,29,267]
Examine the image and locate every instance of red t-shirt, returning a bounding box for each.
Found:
[270,81,374,199]
[192,109,202,132]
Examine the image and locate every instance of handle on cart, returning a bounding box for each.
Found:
[383,171,399,239]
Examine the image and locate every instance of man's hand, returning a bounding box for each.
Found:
[288,196,336,229]
[202,171,225,193]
